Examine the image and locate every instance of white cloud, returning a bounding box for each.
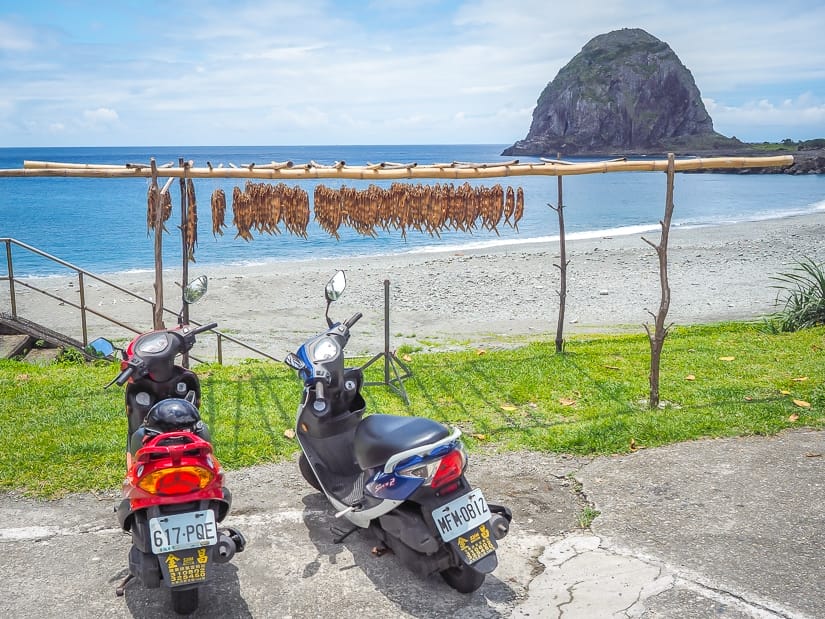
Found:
[0,21,35,51]
[705,94,825,140]
[82,107,120,129]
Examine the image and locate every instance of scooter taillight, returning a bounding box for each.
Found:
[430,449,466,489]
[398,448,466,490]
[129,432,220,498]
[136,465,214,496]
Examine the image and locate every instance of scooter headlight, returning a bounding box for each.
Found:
[309,338,339,362]
[136,333,170,354]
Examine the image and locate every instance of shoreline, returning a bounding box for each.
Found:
[3,212,824,359]
[12,198,825,283]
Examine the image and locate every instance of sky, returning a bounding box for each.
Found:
[1,0,823,147]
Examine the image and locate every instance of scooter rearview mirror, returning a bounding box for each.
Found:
[325,270,346,302]
[87,337,116,358]
[183,275,208,305]
[324,270,346,327]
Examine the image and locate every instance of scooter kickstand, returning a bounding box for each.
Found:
[115,573,134,597]
[331,524,359,544]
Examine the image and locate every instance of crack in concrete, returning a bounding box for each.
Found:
[556,579,582,617]
[594,539,800,619]
[673,575,801,619]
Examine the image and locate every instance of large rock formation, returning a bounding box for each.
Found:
[503,28,740,157]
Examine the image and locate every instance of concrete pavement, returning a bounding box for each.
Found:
[0,428,822,618]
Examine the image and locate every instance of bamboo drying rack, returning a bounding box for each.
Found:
[1,154,795,179]
[0,154,795,390]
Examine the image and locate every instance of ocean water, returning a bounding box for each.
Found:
[1,145,823,277]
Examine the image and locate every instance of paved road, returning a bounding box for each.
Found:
[0,429,822,618]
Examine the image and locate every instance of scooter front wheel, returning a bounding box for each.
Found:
[298,453,322,491]
[171,586,198,614]
[440,563,485,593]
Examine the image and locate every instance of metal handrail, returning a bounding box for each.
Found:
[0,237,279,364]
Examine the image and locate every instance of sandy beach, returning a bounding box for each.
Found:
[3,213,824,361]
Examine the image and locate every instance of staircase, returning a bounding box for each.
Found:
[1,238,278,366]
[0,313,98,364]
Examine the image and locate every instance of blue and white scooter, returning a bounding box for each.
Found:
[283,271,511,592]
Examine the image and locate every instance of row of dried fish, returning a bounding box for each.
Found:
[314,182,524,239]
[224,182,311,241]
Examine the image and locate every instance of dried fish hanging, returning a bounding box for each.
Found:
[211,188,227,236]
[280,183,310,238]
[232,186,253,241]
[347,185,381,237]
[314,184,343,239]
[514,187,524,231]
[480,184,503,234]
[308,182,524,239]
[146,183,172,235]
[230,182,310,240]
[184,178,198,262]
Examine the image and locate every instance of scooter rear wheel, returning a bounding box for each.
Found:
[440,564,485,593]
[171,586,198,614]
[298,453,322,491]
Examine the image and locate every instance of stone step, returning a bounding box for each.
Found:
[0,334,32,359]
[23,347,62,366]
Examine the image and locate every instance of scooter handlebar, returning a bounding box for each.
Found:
[344,312,362,329]
[114,366,134,386]
[190,322,218,335]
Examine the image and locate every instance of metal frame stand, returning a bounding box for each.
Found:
[361,279,412,404]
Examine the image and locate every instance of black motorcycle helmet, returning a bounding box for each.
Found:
[142,398,210,441]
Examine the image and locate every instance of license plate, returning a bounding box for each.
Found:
[431,489,491,542]
[149,510,218,554]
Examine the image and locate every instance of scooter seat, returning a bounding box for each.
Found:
[354,414,451,470]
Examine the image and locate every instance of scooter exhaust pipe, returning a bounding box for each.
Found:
[489,513,510,540]
[212,528,246,563]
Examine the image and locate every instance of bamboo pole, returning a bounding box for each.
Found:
[8,155,793,180]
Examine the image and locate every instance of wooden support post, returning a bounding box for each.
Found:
[179,157,190,324]
[642,153,676,409]
[150,158,165,330]
[179,158,190,367]
[551,153,569,353]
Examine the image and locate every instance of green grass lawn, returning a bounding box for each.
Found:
[1,321,823,497]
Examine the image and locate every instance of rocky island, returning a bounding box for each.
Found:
[503,28,824,174]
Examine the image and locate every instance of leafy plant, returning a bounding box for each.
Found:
[577,506,600,528]
[770,257,825,332]
[55,347,86,365]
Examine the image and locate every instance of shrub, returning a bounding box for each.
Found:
[770,257,825,331]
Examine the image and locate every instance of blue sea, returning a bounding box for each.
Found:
[1,145,823,277]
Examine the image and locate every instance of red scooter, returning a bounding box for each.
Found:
[91,276,244,615]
